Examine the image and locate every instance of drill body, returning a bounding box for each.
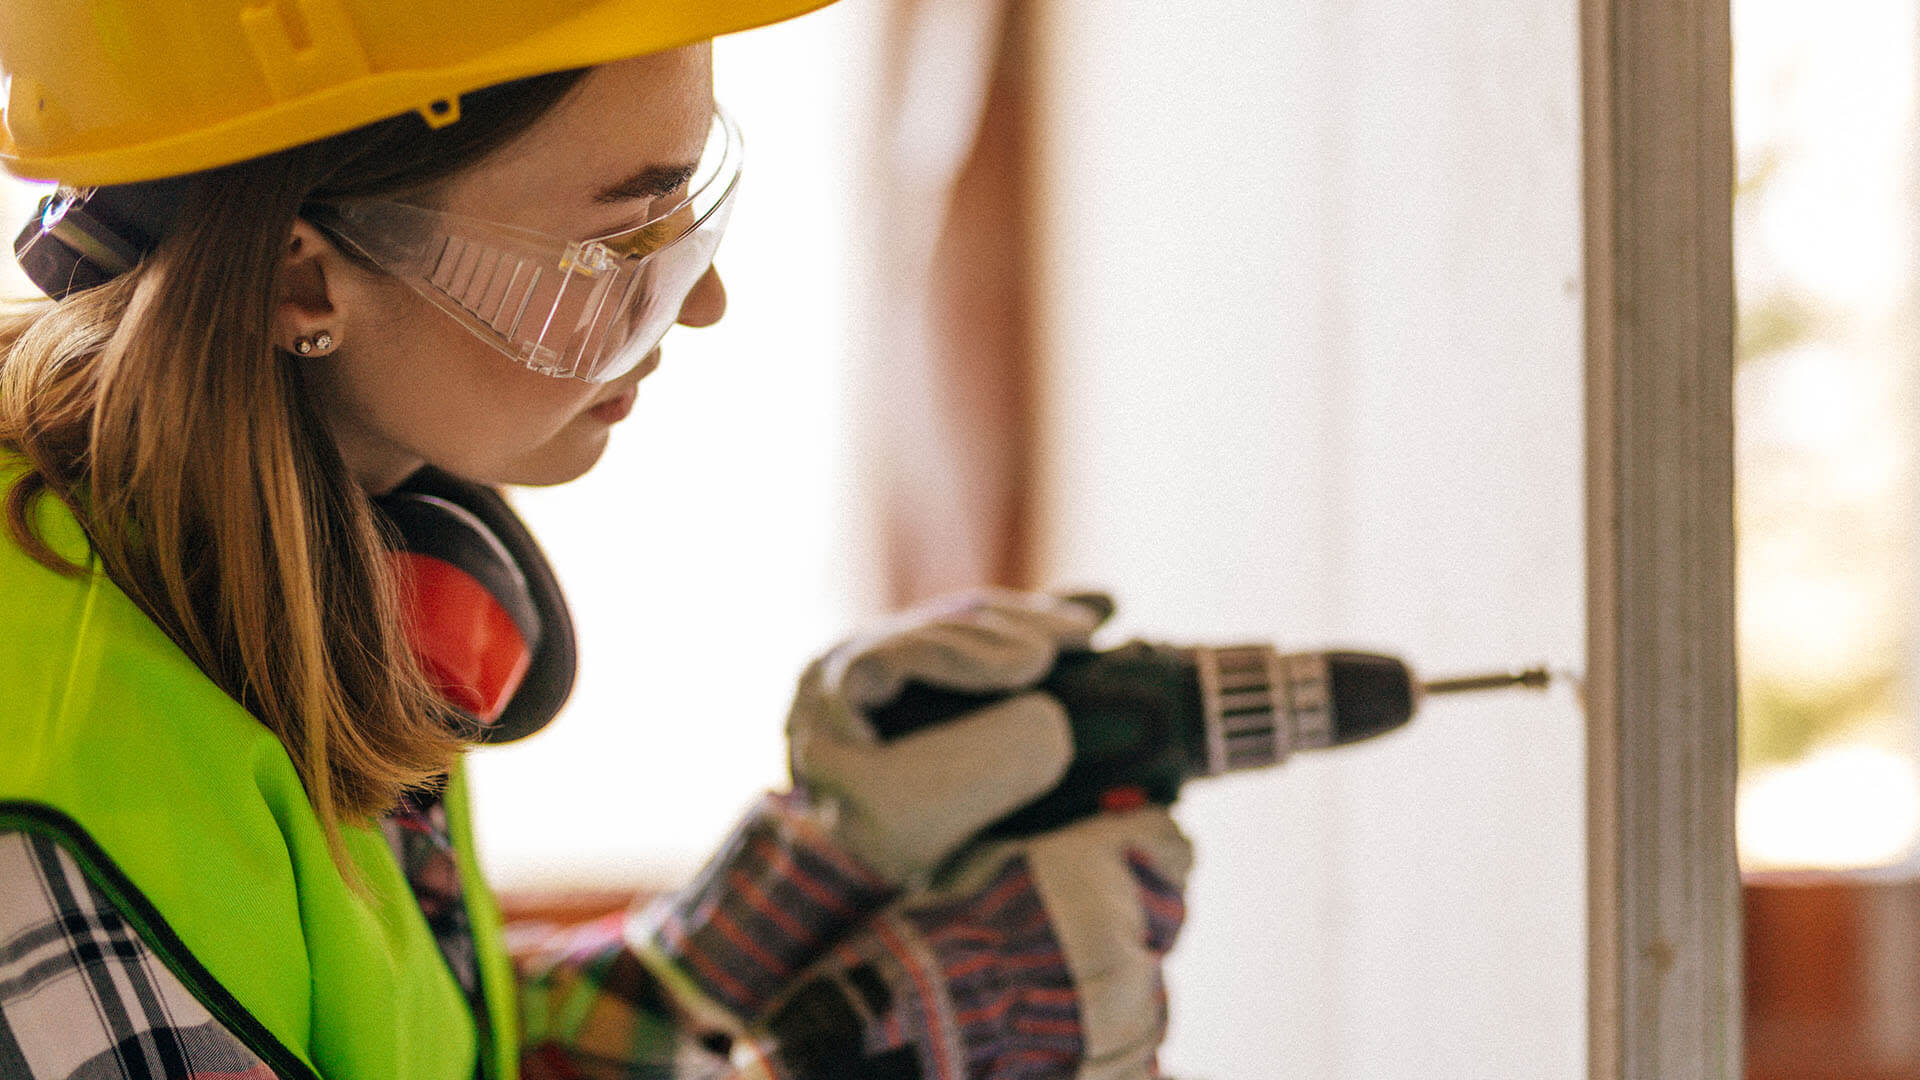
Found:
[865,641,1417,838]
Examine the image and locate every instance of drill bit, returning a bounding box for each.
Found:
[1422,667,1553,695]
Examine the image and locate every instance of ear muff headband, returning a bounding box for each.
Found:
[374,467,577,744]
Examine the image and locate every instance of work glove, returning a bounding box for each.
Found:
[785,587,1113,886]
[627,588,1113,1038]
[740,805,1195,1080]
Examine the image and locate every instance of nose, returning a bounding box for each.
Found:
[676,265,727,328]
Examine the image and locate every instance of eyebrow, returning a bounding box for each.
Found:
[594,162,700,203]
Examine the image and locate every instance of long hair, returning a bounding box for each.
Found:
[0,69,592,869]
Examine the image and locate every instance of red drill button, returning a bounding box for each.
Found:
[1099,785,1150,813]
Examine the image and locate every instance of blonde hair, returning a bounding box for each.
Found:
[0,68,589,866]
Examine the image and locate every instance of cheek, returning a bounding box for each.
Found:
[319,295,612,483]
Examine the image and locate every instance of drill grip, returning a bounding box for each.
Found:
[864,645,1199,839]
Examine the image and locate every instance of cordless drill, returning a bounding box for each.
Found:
[864,602,1550,839]
[752,614,1552,1079]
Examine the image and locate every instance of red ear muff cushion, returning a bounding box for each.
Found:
[391,551,535,724]
[374,472,576,743]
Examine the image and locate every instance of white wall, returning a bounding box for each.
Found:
[0,2,1587,1064]
[469,3,883,888]
[1028,4,1586,1077]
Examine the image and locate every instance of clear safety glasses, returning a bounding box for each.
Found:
[318,108,741,384]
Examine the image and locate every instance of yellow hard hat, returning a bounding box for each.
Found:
[0,0,837,186]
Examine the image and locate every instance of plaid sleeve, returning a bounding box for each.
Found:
[0,830,275,1080]
[513,912,743,1080]
[627,792,896,1029]
[513,792,898,1079]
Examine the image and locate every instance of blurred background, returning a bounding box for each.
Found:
[1735,2,1920,1079]
[1734,0,1920,877]
[2,0,1590,1076]
[30,0,1911,1073]
[478,2,1590,1075]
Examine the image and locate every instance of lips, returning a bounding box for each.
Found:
[589,388,638,423]
[586,350,661,423]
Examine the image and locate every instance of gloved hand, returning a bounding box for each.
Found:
[626,588,1114,1039]
[786,587,1113,886]
[740,806,1194,1080]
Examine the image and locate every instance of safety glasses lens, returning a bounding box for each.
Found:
[322,109,742,384]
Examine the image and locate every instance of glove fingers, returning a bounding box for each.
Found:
[973,598,1106,653]
[1022,809,1192,1077]
[1054,589,1117,628]
[830,594,1110,707]
[796,692,1074,882]
[972,589,1113,650]
[830,623,1046,706]
[787,657,874,750]
[889,807,1189,1080]
[926,808,1193,910]
[919,585,1110,628]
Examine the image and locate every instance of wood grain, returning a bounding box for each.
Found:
[1583,0,1740,1076]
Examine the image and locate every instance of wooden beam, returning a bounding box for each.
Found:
[1583,0,1740,1075]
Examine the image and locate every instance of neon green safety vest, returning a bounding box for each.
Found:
[0,451,519,1080]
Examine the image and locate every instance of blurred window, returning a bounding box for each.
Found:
[1735,0,1920,871]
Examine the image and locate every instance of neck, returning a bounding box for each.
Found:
[289,365,423,495]
[331,424,424,496]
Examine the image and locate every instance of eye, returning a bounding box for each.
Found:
[590,179,697,244]
[598,204,696,257]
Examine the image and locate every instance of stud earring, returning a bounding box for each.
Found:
[294,330,335,356]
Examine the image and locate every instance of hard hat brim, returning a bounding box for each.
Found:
[1,0,836,187]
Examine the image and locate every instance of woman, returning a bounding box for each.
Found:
[0,3,1190,1078]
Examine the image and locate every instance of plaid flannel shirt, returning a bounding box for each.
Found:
[2,790,1174,1080]
[0,785,902,1080]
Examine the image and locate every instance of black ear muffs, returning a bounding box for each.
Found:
[14,181,191,300]
[373,467,577,744]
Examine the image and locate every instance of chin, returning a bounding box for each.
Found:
[454,427,613,488]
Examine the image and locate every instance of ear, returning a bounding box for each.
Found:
[272,218,346,356]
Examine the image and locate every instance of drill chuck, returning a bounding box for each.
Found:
[1188,646,1416,773]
